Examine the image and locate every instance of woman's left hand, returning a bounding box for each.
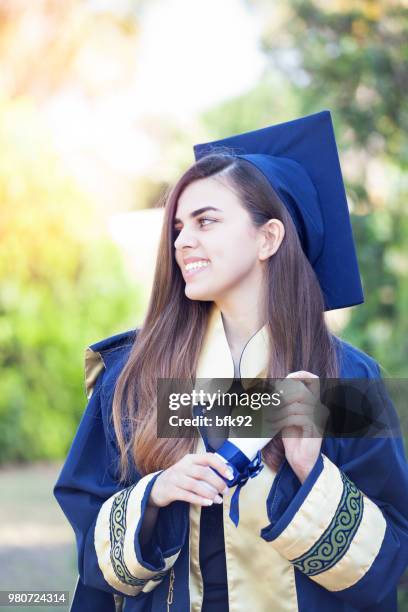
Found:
[264,371,327,483]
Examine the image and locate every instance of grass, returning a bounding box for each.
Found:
[0,463,76,612]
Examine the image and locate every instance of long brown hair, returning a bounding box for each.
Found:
[112,153,338,481]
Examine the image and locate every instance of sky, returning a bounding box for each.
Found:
[134,0,266,119]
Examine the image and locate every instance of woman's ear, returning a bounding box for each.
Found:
[258,219,285,261]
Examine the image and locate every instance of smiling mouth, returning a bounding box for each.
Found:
[184,260,210,277]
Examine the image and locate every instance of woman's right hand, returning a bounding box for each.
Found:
[148,452,234,508]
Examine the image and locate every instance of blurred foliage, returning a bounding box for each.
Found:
[0,0,142,99]
[0,0,146,463]
[0,98,139,463]
[201,74,299,139]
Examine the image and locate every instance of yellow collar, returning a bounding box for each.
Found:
[196,304,269,386]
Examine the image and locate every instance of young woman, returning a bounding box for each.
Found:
[55,111,408,612]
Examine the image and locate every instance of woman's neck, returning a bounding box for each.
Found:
[215,301,267,373]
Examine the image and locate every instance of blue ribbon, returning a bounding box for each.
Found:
[209,440,264,527]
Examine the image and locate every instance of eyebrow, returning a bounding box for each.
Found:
[173,206,222,224]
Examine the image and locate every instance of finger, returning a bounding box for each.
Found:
[279,386,319,410]
[186,477,219,499]
[263,404,316,430]
[271,400,329,422]
[269,402,316,418]
[273,414,321,437]
[174,487,217,507]
[284,386,318,406]
[182,476,224,502]
[287,370,318,379]
[279,377,309,400]
[193,453,234,480]
[287,371,320,395]
[190,465,229,493]
[279,377,320,402]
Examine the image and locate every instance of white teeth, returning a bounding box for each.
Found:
[185,260,209,271]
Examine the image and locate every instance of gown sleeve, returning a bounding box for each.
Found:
[54,349,189,601]
[260,364,408,609]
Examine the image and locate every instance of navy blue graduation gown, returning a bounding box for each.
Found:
[54,330,408,611]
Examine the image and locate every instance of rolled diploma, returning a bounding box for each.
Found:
[216,437,272,463]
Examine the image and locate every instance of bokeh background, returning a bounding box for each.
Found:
[0,0,407,608]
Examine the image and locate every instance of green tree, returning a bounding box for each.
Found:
[0,0,147,462]
[0,98,140,463]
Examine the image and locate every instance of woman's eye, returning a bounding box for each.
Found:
[198,217,215,227]
[173,218,215,235]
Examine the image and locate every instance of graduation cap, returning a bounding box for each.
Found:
[193,110,363,311]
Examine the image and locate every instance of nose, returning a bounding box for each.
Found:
[174,226,199,251]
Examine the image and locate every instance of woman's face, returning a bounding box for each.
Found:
[173,176,265,303]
